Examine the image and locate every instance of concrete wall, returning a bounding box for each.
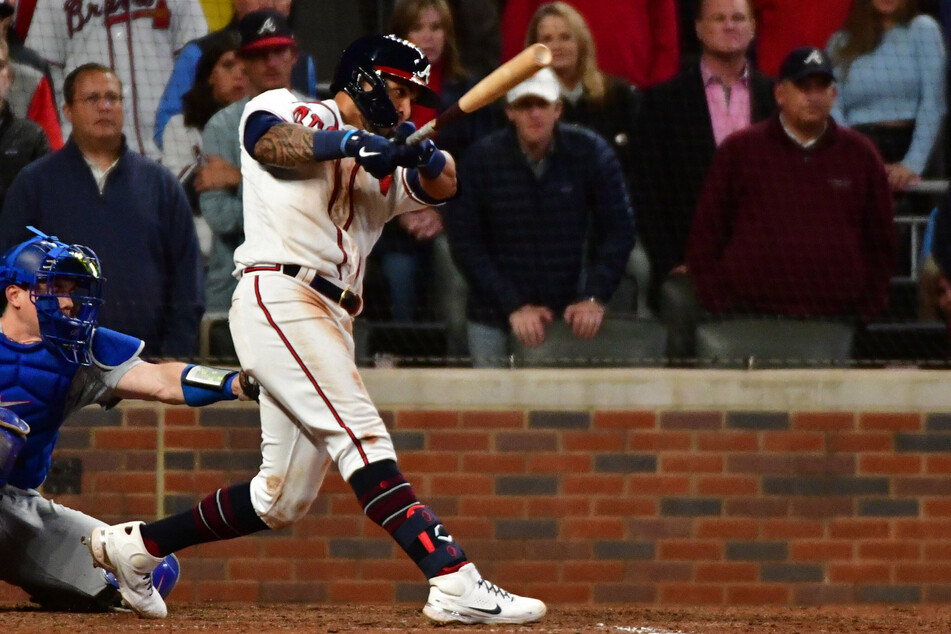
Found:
[4,368,951,606]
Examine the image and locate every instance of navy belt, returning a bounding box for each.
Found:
[245,264,362,315]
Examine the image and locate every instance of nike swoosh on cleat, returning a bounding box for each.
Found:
[469,604,502,615]
[359,147,382,158]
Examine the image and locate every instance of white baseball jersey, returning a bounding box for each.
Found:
[234,88,435,298]
[26,0,207,159]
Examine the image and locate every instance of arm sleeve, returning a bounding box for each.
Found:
[26,77,63,150]
[24,0,66,67]
[902,17,947,174]
[154,43,201,148]
[161,176,204,358]
[648,0,680,86]
[199,112,244,235]
[859,152,898,318]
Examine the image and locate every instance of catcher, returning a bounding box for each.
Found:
[0,227,257,610]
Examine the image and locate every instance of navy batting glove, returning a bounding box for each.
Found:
[342,130,398,179]
[391,121,417,145]
[395,139,446,178]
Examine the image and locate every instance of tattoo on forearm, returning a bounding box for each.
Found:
[254,124,315,167]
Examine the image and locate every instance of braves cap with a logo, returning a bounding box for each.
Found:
[238,9,296,52]
[779,46,835,83]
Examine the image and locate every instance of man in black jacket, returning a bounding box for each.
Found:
[0,38,47,209]
[636,0,775,312]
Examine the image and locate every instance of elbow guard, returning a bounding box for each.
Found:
[0,409,30,487]
[181,365,239,407]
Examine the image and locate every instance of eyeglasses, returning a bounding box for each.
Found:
[79,92,123,107]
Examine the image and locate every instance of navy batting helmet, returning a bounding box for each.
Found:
[0,227,104,365]
[331,34,439,130]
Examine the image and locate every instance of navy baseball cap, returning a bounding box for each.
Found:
[0,2,13,19]
[779,47,835,83]
[238,9,296,52]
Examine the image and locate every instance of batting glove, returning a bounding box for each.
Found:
[395,138,445,178]
[342,130,399,179]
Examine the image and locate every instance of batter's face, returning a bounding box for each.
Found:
[775,75,836,134]
[406,6,446,64]
[210,51,248,104]
[242,45,297,95]
[696,0,755,59]
[505,96,561,149]
[384,77,419,126]
[535,15,579,80]
[64,71,124,143]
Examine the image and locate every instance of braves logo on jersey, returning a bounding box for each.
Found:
[65,0,171,37]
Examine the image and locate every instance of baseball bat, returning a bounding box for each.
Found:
[405,43,553,145]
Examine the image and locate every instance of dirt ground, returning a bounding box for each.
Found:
[3,603,951,633]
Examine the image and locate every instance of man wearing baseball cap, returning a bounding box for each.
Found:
[444,67,635,366]
[685,46,896,331]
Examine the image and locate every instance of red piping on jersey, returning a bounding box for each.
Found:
[343,164,358,231]
[252,276,369,465]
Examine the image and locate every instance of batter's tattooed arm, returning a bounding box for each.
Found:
[254,124,315,167]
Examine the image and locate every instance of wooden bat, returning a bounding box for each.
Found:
[405,43,553,145]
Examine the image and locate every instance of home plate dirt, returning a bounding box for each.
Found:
[3,603,951,633]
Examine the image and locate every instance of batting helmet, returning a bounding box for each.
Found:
[105,553,180,600]
[331,34,439,130]
[0,227,104,366]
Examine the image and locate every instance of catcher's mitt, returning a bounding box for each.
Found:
[237,370,260,403]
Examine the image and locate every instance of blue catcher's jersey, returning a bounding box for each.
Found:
[0,327,143,489]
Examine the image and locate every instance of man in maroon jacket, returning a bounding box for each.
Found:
[687,46,895,320]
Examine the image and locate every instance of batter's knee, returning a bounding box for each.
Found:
[249,472,318,529]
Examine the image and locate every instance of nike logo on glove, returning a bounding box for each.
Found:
[470,604,502,615]
[359,147,382,158]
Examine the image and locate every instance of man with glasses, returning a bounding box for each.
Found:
[0,63,203,360]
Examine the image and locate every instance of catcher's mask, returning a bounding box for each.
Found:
[331,34,439,130]
[0,226,104,365]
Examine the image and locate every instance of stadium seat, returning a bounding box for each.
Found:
[510,317,667,367]
[695,318,855,368]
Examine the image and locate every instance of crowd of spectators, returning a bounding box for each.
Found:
[0,0,948,366]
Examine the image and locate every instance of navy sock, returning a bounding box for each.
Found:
[140,482,270,557]
[349,460,467,578]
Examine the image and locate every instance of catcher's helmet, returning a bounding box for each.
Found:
[331,34,439,129]
[0,227,104,365]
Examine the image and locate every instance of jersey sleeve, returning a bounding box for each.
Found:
[90,327,146,390]
[172,0,209,52]
[239,90,342,157]
[24,0,67,67]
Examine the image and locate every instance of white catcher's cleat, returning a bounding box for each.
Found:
[423,562,546,625]
[86,521,167,619]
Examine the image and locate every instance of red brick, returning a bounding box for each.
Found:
[450,517,493,538]
[459,496,526,517]
[164,408,196,426]
[563,518,625,539]
[429,431,489,451]
[461,410,524,429]
[923,499,951,516]
[661,411,722,430]
[431,474,493,495]
[563,561,625,582]
[790,541,853,561]
[660,584,723,604]
[859,412,921,431]
[563,431,626,451]
[661,454,723,473]
[829,520,890,539]
[827,563,891,583]
[727,585,790,604]
[229,558,290,581]
[329,581,394,602]
[896,564,951,583]
[94,472,154,493]
[125,495,158,517]
[696,562,757,583]
[593,410,656,429]
[228,428,262,450]
[859,454,923,475]
[165,428,225,449]
[924,543,951,560]
[896,520,951,539]
[763,432,825,452]
[697,431,758,452]
[695,519,759,539]
[529,453,591,473]
[627,475,690,496]
[858,541,920,560]
[792,412,855,431]
[125,408,158,427]
[491,561,560,583]
[396,410,459,429]
[628,432,691,451]
[827,432,893,452]
[658,540,721,560]
[296,560,359,581]
[94,428,156,450]
[762,520,824,539]
[530,583,591,603]
[927,456,951,474]
[399,452,460,473]
[361,560,419,580]
[527,497,592,517]
[697,475,757,496]
[563,474,625,495]
[462,453,525,473]
[593,497,656,516]
[263,538,328,558]
[195,581,259,602]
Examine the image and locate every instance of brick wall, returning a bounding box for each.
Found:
[3,369,951,606]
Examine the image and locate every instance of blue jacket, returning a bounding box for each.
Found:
[445,123,635,329]
[0,139,203,358]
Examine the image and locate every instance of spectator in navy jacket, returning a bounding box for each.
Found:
[0,63,202,359]
[445,68,634,367]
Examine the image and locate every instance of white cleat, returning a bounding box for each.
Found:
[423,563,546,625]
[85,521,167,619]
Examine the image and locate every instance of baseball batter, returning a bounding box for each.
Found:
[87,31,546,625]
[25,0,207,159]
[0,228,255,612]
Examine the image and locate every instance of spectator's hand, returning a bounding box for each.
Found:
[885,163,921,191]
[398,207,443,241]
[669,263,688,275]
[194,155,241,192]
[564,298,605,340]
[509,305,554,348]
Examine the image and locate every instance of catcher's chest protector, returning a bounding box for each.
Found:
[0,337,78,489]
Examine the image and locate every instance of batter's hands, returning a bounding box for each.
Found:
[509,305,554,348]
[398,207,443,241]
[564,299,605,340]
[233,370,260,402]
[344,130,398,179]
